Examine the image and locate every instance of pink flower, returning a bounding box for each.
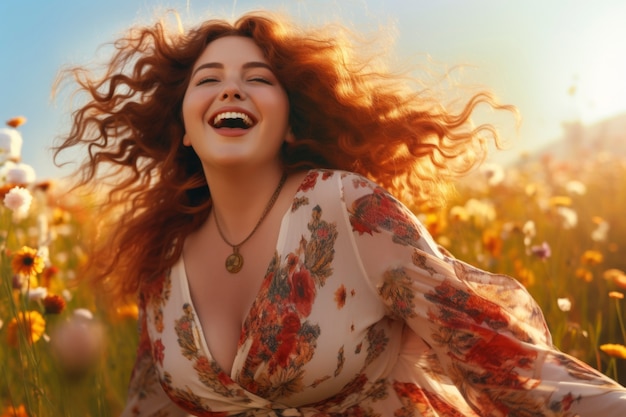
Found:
[530,241,551,260]
[3,186,32,220]
[5,162,36,184]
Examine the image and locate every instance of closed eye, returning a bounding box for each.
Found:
[248,77,273,85]
[196,77,219,86]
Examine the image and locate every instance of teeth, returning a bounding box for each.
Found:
[213,111,253,127]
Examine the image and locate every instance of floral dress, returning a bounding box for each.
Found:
[122,169,626,417]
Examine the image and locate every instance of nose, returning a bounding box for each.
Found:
[220,80,245,101]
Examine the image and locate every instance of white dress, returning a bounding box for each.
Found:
[122,169,626,416]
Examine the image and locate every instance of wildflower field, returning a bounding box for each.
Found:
[1,117,626,416]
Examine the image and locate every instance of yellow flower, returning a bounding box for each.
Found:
[7,310,46,347]
[0,404,29,417]
[609,291,624,300]
[575,267,594,283]
[580,250,603,266]
[549,195,573,207]
[11,246,44,277]
[448,205,469,222]
[600,344,626,360]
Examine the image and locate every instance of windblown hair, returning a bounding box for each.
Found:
[53,11,515,299]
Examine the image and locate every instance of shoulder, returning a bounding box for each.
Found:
[294,169,406,222]
[297,169,381,197]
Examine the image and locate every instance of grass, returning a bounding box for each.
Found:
[1,143,625,415]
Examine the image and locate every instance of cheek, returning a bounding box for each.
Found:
[181,89,210,121]
[181,93,195,124]
[273,95,291,126]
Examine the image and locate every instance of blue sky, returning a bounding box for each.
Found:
[2,0,626,180]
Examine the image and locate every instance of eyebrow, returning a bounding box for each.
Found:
[191,61,273,77]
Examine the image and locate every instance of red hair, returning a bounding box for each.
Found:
[53,11,515,298]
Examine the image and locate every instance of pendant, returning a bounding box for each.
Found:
[225,248,244,273]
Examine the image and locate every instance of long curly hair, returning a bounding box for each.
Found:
[53,11,515,298]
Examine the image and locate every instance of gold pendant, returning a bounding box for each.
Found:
[225,249,244,273]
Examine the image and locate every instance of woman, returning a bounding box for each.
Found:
[54,11,626,417]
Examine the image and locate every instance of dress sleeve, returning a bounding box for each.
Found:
[342,174,626,417]
[120,295,190,417]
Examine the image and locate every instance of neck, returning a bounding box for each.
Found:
[205,165,286,242]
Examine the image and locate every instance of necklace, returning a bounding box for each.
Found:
[214,172,288,273]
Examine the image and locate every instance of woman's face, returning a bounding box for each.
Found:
[182,36,291,172]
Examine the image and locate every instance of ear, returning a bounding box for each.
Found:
[182,133,191,147]
[285,128,296,144]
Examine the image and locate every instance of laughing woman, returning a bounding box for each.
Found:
[54,10,626,417]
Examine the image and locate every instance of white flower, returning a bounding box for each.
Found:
[28,286,48,301]
[464,198,496,228]
[3,186,33,221]
[556,206,578,229]
[5,162,36,184]
[73,308,94,320]
[557,297,572,312]
[0,128,22,162]
[0,160,15,180]
[565,180,587,196]
[522,220,536,246]
[591,220,610,242]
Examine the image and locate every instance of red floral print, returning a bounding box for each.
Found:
[153,339,165,366]
[122,170,626,417]
[289,268,316,317]
[299,170,320,192]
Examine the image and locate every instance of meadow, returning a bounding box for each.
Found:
[1,118,625,416]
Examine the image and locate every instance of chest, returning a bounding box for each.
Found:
[182,212,283,372]
[148,190,397,406]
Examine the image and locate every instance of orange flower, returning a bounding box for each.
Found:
[608,291,624,300]
[580,250,603,266]
[575,267,594,283]
[7,310,46,347]
[11,246,44,277]
[116,304,139,320]
[6,116,27,128]
[0,404,29,417]
[603,269,626,289]
[422,212,446,237]
[600,344,626,360]
[592,216,606,225]
[514,260,536,287]
[482,228,502,257]
[40,265,59,288]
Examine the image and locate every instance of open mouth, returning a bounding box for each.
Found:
[211,111,255,129]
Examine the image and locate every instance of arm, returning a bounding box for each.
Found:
[343,173,626,416]
[120,296,190,417]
